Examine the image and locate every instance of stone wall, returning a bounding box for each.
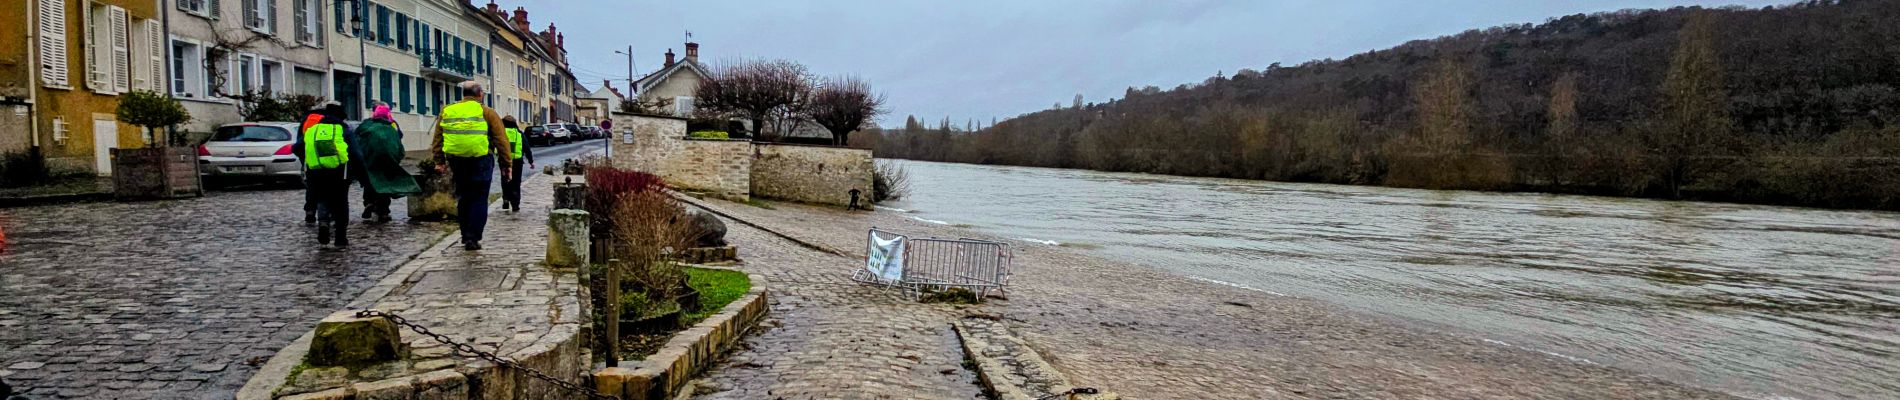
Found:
[750,143,873,206]
[608,112,871,206]
[607,112,752,201]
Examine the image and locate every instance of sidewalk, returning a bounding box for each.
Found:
[0,176,111,208]
[683,199,988,399]
[241,172,588,399]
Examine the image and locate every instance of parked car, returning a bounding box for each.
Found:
[525,125,553,146]
[577,126,601,140]
[198,122,306,185]
[542,124,574,144]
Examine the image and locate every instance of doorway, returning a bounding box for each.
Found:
[93,118,119,175]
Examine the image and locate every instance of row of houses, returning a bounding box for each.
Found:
[1,0,623,176]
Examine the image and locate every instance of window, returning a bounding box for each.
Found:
[395,13,409,50]
[210,125,292,142]
[675,96,694,116]
[398,74,411,113]
[379,69,393,105]
[261,60,282,95]
[178,0,208,16]
[294,0,323,45]
[205,48,228,97]
[243,0,275,34]
[374,5,390,44]
[334,0,357,36]
[137,20,162,92]
[170,40,197,96]
[37,0,70,88]
[236,54,256,94]
[418,23,430,53]
[417,78,430,115]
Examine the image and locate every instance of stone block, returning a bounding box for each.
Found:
[595,367,658,400]
[279,387,353,400]
[547,210,591,269]
[552,180,586,210]
[412,370,467,400]
[352,377,413,400]
[309,312,405,367]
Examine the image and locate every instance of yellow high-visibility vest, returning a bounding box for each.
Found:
[505,128,524,160]
[303,123,348,169]
[439,101,490,157]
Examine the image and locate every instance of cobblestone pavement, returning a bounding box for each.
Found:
[683,197,1735,399]
[689,209,989,399]
[0,187,449,400]
[0,142,599,400]
[264,172,586,399]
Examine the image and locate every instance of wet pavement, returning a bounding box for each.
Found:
[0,141,601,399]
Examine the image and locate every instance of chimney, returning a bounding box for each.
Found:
[485,0,497,15]
[685,42,699,62]
[557,33,565,48]
[664,48,675,68]
[511,7,529,33]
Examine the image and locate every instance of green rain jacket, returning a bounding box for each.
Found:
[354,119,421,197]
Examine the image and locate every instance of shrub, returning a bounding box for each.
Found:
[115,90,191,146]
[584,164,668,240]
[687,130,730,140]
[872,160,909,202]
[608,191,702,301]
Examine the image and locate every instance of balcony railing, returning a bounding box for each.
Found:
[420,48,475,79]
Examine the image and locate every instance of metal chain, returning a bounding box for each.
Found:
[355,309,620,400]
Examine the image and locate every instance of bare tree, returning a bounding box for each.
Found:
[694,59,813,138]
[805,76,884,146]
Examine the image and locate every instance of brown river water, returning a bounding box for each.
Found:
[878,160,1899,400]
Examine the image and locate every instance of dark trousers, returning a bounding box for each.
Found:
[362,189,392,217]
[502,158,526,208]
[306,167,351,240]
[448,155,495,244]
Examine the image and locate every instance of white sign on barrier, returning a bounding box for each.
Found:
[866,231,906,282]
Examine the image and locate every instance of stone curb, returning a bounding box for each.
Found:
[954,317,1119,400]
[669,191,849,257]
[594,273,770,400]
[0,191,112,209]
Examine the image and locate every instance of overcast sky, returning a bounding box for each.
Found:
[524,0,1784,127]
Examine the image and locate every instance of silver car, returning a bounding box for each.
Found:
[198,122,305,183]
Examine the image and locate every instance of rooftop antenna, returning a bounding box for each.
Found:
[685,30,694,43]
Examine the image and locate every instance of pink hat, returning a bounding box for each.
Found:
[372,104,393,121]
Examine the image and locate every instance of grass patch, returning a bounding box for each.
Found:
[742,198,775,209]
[682,267,751,324]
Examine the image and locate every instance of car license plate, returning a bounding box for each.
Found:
[230,166,264,173]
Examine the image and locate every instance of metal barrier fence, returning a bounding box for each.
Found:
[852,228,1013,298]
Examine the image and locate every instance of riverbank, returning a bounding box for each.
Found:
[683,195,1733,399]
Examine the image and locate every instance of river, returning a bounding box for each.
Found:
[877,160,1900,400]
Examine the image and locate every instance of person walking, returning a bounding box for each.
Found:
[297,104,328,225]
[295,103,355,247]
[431,81,513,250]
[355,104,420,222]
[500,116,535,212]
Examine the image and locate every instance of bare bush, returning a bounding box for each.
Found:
[607,190,703,300]
[872,161,910,202]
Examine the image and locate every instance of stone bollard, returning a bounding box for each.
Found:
[308,311,406,367]
[548,209,591,269]
[554,177,587,211]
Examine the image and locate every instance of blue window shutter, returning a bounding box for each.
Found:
[380,69,393,105]
[399,75,411,113]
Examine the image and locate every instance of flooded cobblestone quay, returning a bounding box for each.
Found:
[681,189,1745,399]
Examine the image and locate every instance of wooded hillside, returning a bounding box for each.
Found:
[867,1,1900,209]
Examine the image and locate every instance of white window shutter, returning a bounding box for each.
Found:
[208,0,220,20]
[111,7,130,93]
[37,0,69,88]
[292,0,305,42]
[146,20,163,92]
[242,0,255,29]
[129,17,148,91]
[266,0,277,34]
